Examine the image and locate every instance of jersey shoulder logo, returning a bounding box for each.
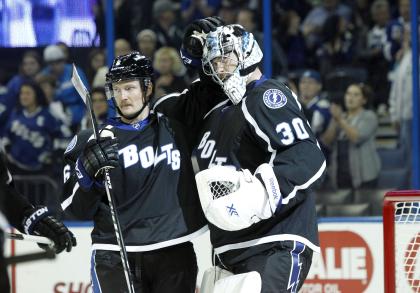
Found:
[263,89,287,109]
[65,135,77,154]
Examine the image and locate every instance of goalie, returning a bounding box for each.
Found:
[153,18,326,293]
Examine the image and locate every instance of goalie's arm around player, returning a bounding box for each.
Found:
[0,149,76,293]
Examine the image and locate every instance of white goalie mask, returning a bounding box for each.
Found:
[202,25,263,104]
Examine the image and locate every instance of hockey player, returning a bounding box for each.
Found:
[153,21,326,293]
[0,149,76,293]
[60,52,207,293]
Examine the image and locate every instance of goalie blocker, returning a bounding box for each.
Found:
[195,164,281,231]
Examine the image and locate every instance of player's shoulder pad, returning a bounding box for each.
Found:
[245,79,298,113]
[63,129,93,163]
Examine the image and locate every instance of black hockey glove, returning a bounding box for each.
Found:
[79,137,119,179]
[181,16,224,67]
[22,206,77,253]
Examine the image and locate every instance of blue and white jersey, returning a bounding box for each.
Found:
[3,107,71,170]
[383,17,408,62]
[306,95,331,136]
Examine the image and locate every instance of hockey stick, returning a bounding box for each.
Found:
[6,250,55,265]
[71,65,135,293]
[5,232,54,246]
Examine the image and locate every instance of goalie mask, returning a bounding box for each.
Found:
[105,51,154,120]
[202,25,263,105]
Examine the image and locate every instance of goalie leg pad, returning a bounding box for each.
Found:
[213,271,262,293]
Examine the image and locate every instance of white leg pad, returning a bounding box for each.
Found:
[200,266,233,293]
[214,271,262,293]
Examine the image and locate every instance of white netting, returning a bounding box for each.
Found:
[394,201,420,293]
[208,181,237,200]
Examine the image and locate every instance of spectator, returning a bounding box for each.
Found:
[136,29,158,60]
[299,70,331,141]
[56,41,70,62]
[152,0,184,49]
[324,83,381,190]
[80,87,108,130]
[316,14,355,77]
[36,74,68,126]
[92,39,133,88]
[85,48,106,85]
[361,0,392,109]
[389,28,413,162]
[302,0,352,49]
[181,0,220,23]
[6,51,42,108]
[41,45,88,133]
[153,47,188,97]
[2,82,72,176]
[383,0,410,64]
[217,0,238,25]
[237,8,288,76]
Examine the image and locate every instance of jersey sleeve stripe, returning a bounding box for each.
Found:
[61,182,79,211]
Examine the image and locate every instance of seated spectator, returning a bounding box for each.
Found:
[316,14,355,77]
[152,0,184,49]
[237,8,288,76]
[298,70,331,157]
[153,47,188,97]
[85,49,106,86]
[41,45,88,133]
[80,87,108,130]
[217,0,237,25]
[181,0,220,23]
[136,29,157,61]
[323,83,381,190]
[2,82,72,175]
[358,0,391,109]
[6,50,42,109]
[302,0,352,49]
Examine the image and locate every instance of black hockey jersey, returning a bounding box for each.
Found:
[153,76,326,264]
[0,151,32,232]
[61,115,207,251]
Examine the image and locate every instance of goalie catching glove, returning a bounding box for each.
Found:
[195,164,281,231]
[22,206,77,253]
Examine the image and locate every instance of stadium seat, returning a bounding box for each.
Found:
[377,168,410,189]
[315,188,353,205]
[325,203,372,217]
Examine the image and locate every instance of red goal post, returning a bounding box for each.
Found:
[384,190,420,293]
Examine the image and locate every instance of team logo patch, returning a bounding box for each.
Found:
[65,135,77,154]
[263,89,287,109]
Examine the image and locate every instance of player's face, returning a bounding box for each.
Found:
[344,85,366,111]
[19,85,37,109]
[211,52,239,82]
[113,79,145,117]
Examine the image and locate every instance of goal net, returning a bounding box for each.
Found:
[384,191,420,293]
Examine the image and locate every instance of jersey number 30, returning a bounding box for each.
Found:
[276,117,309,145]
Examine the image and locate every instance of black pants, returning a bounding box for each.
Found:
[229,241,313,293]
[91,242,197,293]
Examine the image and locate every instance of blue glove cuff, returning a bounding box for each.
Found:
[180,48,202,68]
[23,206,50,234]
[76,158,105,190]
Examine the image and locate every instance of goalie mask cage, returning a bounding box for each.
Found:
[384,190,420,293]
